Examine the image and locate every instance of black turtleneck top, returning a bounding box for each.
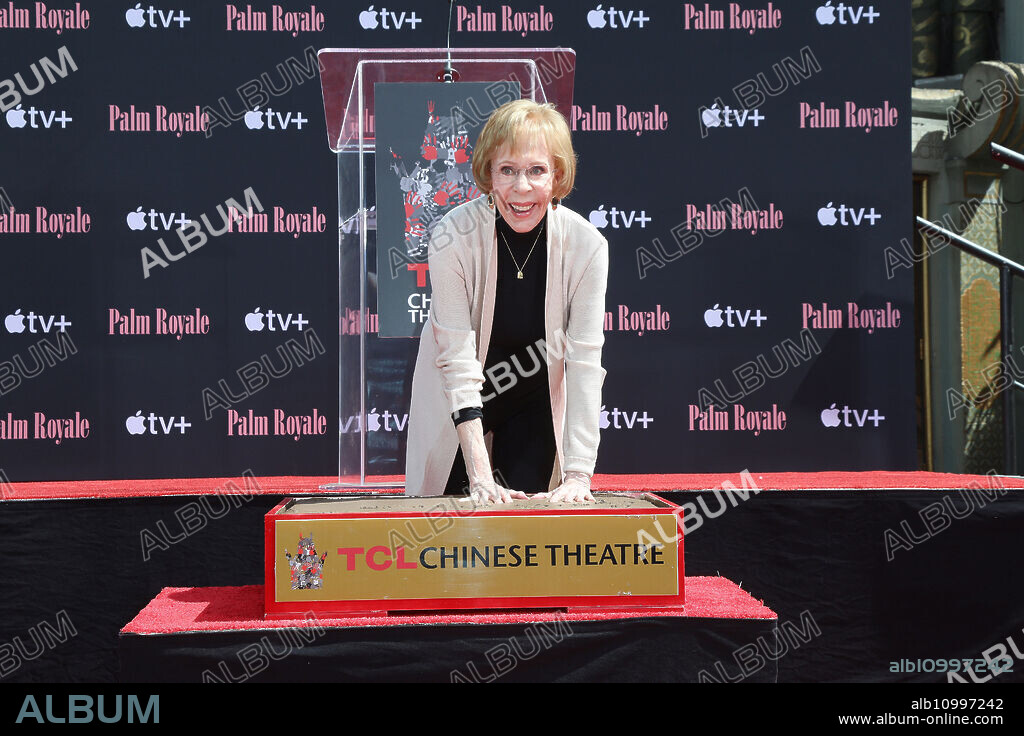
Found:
[480,211,549,419]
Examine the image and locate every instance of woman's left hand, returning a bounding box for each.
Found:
[534,471,595,503]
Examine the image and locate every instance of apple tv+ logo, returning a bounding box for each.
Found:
[339,408,408,433]
[358,6,422,30]
[4,310,72,334]
[244,309,309,332]
[588,205,650,229]
[700,103,764,131]
[820,403,885,428]
[125,4,191,28]
[242,107,309,131]
[814,2,879,25]
[817,202,881,227]
[703,305,766,328]
[125,411,192,435]
[5,105,72,130]
[599,405,653,430]
[586,5,650,29]
[126,207,190,231]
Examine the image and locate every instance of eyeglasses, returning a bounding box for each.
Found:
[492,165,552,184]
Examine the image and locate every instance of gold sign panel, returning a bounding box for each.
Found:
[274,514,680,603]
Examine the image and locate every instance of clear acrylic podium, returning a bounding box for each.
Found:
[316,48,576,490]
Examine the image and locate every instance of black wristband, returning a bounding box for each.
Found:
[452,407,484,427]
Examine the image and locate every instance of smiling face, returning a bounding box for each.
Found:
[490,139,557,233]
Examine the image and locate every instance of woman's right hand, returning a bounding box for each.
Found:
[466,480,528,504]
[454,416,528,504]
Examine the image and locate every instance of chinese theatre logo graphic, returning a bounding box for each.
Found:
[388,100,481,258]
[285,533,328,589]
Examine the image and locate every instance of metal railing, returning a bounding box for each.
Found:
[914,142,1024,475]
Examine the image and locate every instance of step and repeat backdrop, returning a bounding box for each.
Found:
[0,1,913,481]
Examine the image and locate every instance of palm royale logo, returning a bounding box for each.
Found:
[226,408,328,440]
[682,2,781,33]
[108,307,210,340]
[225,3,326,34]
[802,301,901,334]
[454,4,553,36]
[0,205,89,236]
[685,196,783,234]
[0,411,90,443]
[108,104,209,136]
[0,2,91,32]
[689,403,786,436]
[798,99,898,132]
[605,304,670,336]
[571,103,667,136]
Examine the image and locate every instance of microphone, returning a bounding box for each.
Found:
[439,0,460,82]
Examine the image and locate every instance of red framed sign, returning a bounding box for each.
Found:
[264,493,684,618]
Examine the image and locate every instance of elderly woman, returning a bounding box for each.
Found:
[405,99,608,504]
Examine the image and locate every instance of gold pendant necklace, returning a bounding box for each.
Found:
[500,223,543,280]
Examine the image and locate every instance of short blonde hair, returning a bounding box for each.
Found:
[472,100,576,200]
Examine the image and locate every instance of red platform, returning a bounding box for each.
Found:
[122,576,774,633]
[118,578,778,682]
[6,470,1022,501]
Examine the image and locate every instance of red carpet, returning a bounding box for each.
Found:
[6,470,1023,501]
[120,577,775,634]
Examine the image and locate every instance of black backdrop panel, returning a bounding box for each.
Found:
[2,489,1021,683]
[0,2,913,480]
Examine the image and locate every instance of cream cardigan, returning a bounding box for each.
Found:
[404,195,609,496]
